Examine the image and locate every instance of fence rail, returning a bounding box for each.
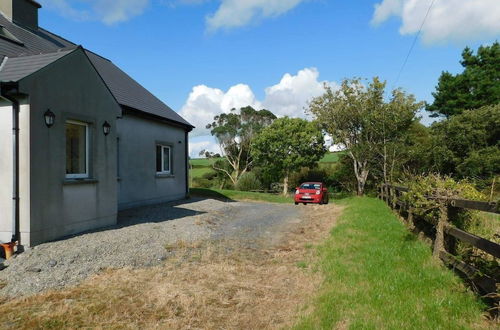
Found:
[379,184,499,304]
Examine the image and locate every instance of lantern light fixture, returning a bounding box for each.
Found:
[102,121,111,136]
[43,109,55,128]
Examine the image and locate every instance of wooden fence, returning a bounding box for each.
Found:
[379,184,499,307]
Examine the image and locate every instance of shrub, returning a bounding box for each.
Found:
[192,177,213,188]
[400,175,497,273]
[401,174,486,227]
[235,172,263,191]
[201,171,218,181]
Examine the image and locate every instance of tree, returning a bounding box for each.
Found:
[252,117,326,195]
[198,149,220,159]
[206,106,276,185]
[308,77,422,195]
[372,88,424,188]
[427,42,500,117]
[428,103,500,186]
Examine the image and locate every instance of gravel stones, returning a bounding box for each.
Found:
[0,197,302,298]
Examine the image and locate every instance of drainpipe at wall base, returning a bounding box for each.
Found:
[1,82,21,247]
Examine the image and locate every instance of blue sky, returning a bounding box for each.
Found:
[39,0,500,155]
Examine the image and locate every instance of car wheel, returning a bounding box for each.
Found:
[294,202,298,205]
[303,203,306,205]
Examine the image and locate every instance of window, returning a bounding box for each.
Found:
[156,145,171,174]
[300,183,321,190]
[66,121,89,178]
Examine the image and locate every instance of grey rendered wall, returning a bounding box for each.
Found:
[18,49,121,246]
[0,101,14,243]
[117,115,187,210]
[0,99,30,244]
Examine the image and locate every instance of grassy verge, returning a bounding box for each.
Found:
[190,188,293,204]
[295,197,489,329]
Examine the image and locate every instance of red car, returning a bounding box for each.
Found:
[294,182,329,205]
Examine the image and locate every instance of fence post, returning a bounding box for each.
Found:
[391,187,397,209]
[407,207,415,231]
[445,205,458,254]
[433,200,448,259]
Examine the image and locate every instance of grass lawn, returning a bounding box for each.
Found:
[294,197,489,329]
[190,188,293,204]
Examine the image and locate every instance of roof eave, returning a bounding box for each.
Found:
[121,105,194,132]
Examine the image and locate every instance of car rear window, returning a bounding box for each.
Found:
[300,183,321,190]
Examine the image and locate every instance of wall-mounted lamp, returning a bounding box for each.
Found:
[102,121,111,136]
[44,109,55,128]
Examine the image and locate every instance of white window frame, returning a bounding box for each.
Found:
[156,145,171,175]
[66,120,89,179]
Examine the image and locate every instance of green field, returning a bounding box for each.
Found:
[190,167,213,178]
[319,151,346,163]
[189,158,220,180]
[190,152,344,181]
[190,188,293,204]
[190,157,220,167]
[294,197,487,329]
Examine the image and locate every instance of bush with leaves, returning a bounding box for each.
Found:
[400,175,497,274]
[192,177,213,188]
[401,174,486,226]
[235,172,263,191]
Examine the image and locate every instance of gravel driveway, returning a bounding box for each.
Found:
[0,197,303,297]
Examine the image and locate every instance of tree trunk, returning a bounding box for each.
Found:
[382,143,388,185]
[348,152,370,196]
[356,169,368,196]
[283,174,289,196]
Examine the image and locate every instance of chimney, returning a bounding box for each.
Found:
[0,0,41,30]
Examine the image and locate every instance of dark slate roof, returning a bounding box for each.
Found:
[0,14,193,129]
[85,51,191,126]
[0,48,75,82]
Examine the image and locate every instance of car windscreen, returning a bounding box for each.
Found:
[300,183,321,190]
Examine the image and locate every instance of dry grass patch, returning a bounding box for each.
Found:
[0,204,342,329]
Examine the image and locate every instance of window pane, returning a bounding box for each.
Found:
[163,147,170,173]
[66,122,87,175]
[156,145,162,172]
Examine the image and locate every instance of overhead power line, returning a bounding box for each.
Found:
[393,0,437,88]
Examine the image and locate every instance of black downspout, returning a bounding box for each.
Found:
[1,84,20,245]
[185,130,189,198]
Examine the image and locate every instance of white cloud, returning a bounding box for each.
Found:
[42,0,149,24]
[262,68,336,117]
[180,84,261,137]
[372,0,500,44]
[180,68,335,137]
[189,139,222,158]
[206,0,306,31]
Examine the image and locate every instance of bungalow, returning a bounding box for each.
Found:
[0,0,194,247]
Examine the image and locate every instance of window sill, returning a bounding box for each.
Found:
[63,178,98,185]
[156,173,175,179]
